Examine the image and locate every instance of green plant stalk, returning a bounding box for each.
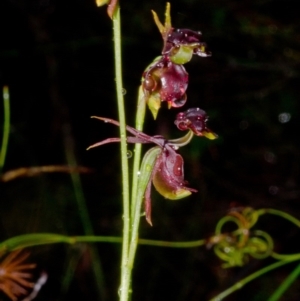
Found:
[215,216,243,234]
[138,238,206,248]
[61,245,88,296]
[63,126,106,300]
[128,147,161,273]
[0,86,10,173]
[257,208,300,227]
[271,252,300,261]
[209,257,300,301]
[0,233,206,251]
[267,262,300,301]
[123,147,161,300]
[0,234,122,251]
[112,5,131,301]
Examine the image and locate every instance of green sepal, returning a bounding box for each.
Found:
[147,93,161,119]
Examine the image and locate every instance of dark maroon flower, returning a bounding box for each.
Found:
[145,143,197,225]
[88,116,197,225]
[142,56,188,116]
[175,107,218,139]
[144,4,212,118]
[151,4,211,64]
[164,28,211,60]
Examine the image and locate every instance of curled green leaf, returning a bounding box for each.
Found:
[209,207,274,267]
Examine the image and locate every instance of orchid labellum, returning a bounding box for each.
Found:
[142,56,189,118]
[174,107,218,140]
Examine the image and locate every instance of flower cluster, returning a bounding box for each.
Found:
[142,3,211,118]
[89,3,217,225]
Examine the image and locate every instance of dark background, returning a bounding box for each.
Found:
[1,0,300,300]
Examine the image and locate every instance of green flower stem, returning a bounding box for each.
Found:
[130,86,146,220]
[168,130,194,147]
[267,262,300,301]
[0,86,10,173]
[209,257,300,301]
[112,5,131,301]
